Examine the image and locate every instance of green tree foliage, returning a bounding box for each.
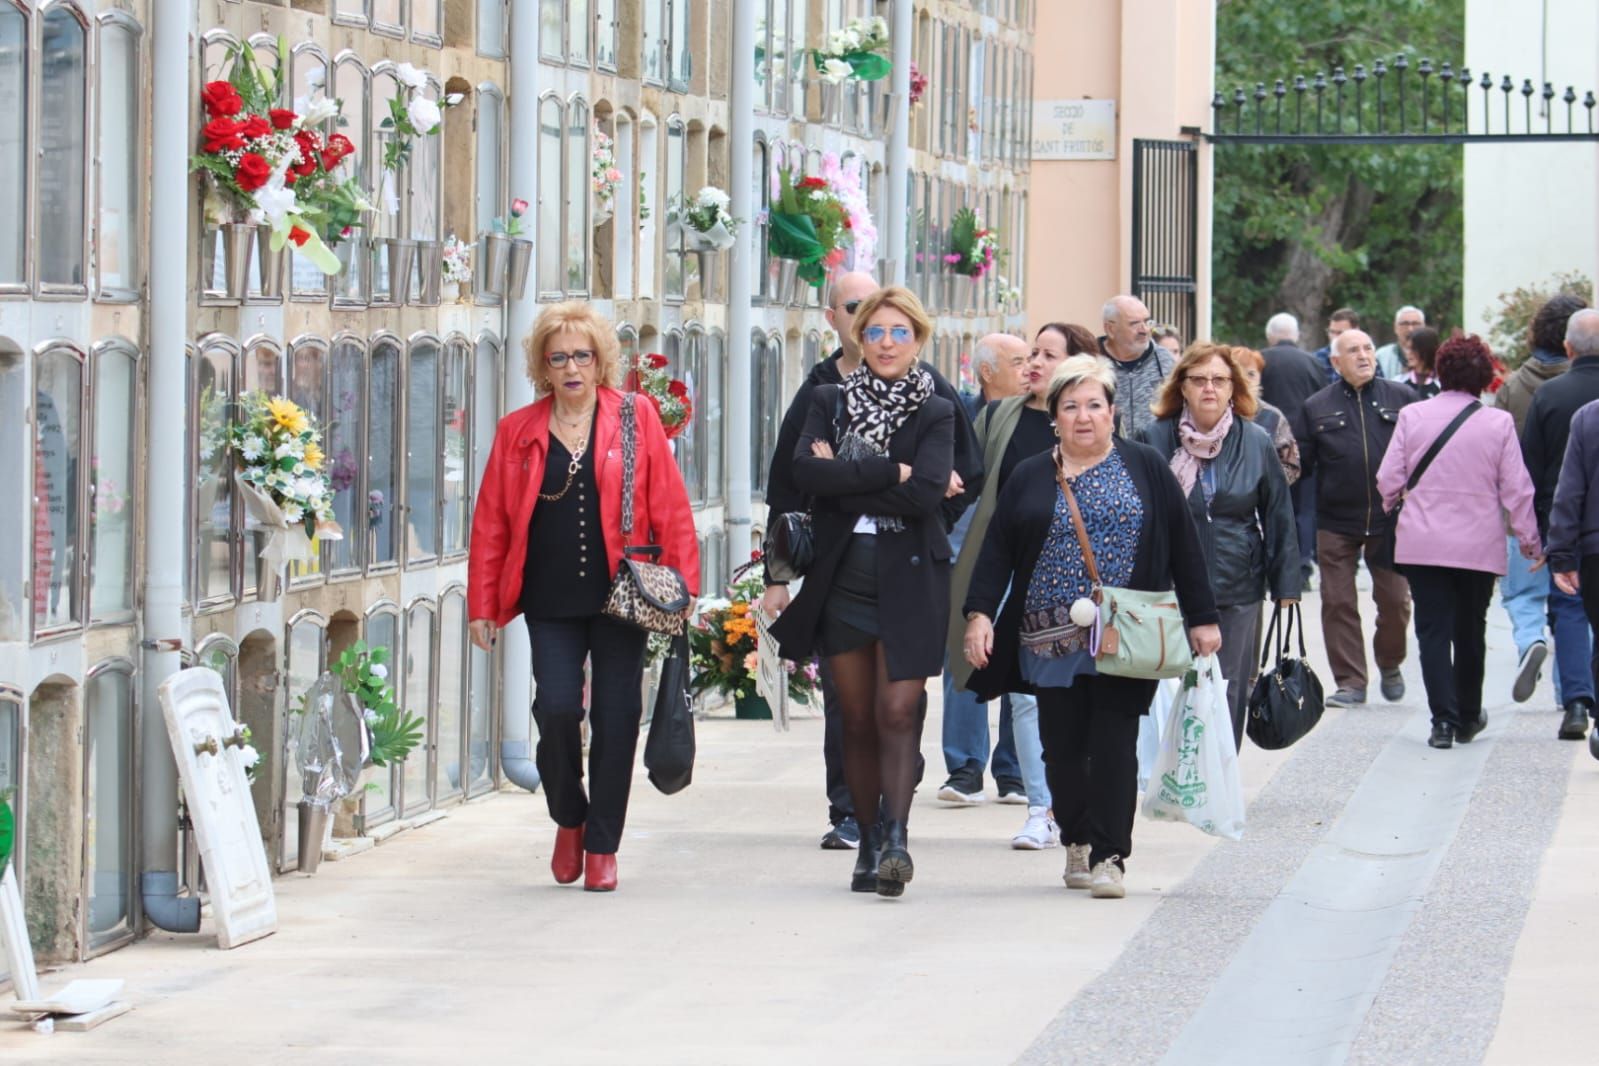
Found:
[1212,0,1464,349]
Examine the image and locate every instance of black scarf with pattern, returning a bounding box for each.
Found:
[836,363,934,531]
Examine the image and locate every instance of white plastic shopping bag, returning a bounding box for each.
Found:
[1137,677,1182,793]
[1140,655,1246,840]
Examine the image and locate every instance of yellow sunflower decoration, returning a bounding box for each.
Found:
[267,396,309,435]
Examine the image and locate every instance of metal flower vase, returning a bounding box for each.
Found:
[478,232,511,297]
[255,224,286,300]
[296,798,330,873]
[506,237,534,300]
[774,257,803,305]
[875,257,899,286]
[385,238,418,303]
[818,81,842,124]
[220,222,255,300]
[413,239,442,305]
[872,91,900,137]
[951,274,976,314]
[693,249,718,301]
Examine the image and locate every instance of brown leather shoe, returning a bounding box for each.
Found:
[551,825,585,884]
[584,852,617,892]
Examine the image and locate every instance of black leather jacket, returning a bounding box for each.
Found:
[1292,376,1419,537]
[1141,417,1301,608]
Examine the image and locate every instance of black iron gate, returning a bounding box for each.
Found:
[1131,56,1599,341]
[1130,139,1199,342]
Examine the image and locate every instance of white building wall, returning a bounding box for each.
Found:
[1464,0,1599,336]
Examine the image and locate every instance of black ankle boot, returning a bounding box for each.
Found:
[851,824,882,893]
[876,819,913,897]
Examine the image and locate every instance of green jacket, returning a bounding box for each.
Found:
[946,396,1029,690]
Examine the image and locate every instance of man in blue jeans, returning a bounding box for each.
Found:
[1519,300,1599,738]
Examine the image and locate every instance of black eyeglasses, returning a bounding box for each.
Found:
[842,299,864,314]
[546,350,596,368]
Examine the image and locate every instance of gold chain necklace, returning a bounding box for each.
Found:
[539,433,589,502]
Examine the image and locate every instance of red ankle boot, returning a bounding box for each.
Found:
[551,825,585,884]
[584,852,617,892]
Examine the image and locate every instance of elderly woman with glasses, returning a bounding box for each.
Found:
[1141,343,1300,749]
[771,286,955,899]
[468,302,698,893]
[964,356,1219,899]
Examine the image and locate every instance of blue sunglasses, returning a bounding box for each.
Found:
[863,325,914,345]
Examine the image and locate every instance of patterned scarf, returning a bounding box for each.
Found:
[1169,405,1233,496]
[837,363,935,532]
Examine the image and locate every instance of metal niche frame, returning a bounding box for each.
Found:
[365,331,405,575]
[401,330,444,569]
[87,335,143,627]
[81,656,139,958]
[29,337,90,641]
[93,8,144,304]
[398,595,436,820]
[33,0,92,301]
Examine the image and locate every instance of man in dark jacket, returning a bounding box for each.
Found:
[1293,328,1418,706]
[1524,306,1599,741]
[1312,307,1361,384]
[760,271,981,848]
[1262,311,1330,582]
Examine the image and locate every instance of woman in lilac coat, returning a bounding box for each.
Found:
[1377,335,1544,749]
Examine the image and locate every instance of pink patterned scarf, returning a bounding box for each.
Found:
[1169,406,1233,495]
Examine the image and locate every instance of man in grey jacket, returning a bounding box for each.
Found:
[1099,294,1176,440]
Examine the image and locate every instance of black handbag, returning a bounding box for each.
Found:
[1370,401,1479,571]
[1246,603,1326,750]
[602,394,692,635]
[763,392,846,582]
[644,634,696,794]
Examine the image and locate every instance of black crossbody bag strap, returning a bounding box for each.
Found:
[1404,401,1480,497]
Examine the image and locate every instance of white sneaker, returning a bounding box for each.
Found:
[1011,807,1061,850]
[1090,857,1125,899]
[1063,844,1092,889]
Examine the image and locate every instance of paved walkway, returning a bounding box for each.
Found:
[3,582,1595,1064]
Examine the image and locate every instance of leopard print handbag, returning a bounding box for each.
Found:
[603,394,692,635]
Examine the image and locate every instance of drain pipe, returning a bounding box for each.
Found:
[724,0,756,571]
[883,0,912,286]
[140,0,200,932]
[497,0,540,793]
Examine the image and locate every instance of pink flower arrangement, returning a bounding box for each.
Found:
[909,61,929,107]
[820,152,877,268]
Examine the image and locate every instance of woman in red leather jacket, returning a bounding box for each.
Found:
[468,302,699,892]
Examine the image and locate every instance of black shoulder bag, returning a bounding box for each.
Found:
[1246,603,1325,749]
[763,390,847,583]
[1370,401,1479,571]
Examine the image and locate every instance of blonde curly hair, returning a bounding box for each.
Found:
[522,302,624,394]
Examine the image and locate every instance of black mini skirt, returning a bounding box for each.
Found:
[818,533,880,656]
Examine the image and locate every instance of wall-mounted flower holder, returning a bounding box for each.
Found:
[256,224,286,301]
[219,222,256,301]
[477,231,510,297]
[505,238,533,300]
[413,239,442,305]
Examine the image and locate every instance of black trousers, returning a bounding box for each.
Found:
[1577,557,1599,698]
[526,614,648,854]
[1406,564,1495,731]
[1037,673,1155,869]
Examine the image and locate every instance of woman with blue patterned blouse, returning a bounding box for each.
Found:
[961,356,1219,899]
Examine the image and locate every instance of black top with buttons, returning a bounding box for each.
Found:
[521,413,610,619]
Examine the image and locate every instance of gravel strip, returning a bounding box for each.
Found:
[1348,708,1575,1065]
[1015,705,1408,1066]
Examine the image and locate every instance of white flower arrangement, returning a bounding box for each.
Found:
[666,185,742,250]
[813,16,892,85]
[441,237,473,283]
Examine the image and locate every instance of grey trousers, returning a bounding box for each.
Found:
[1216,602,1263,751]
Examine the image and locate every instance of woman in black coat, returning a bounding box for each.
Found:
[963,356,1219,899]
[770,286,955,899]
[1141,342,1301,749]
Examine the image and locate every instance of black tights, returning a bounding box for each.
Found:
[826,642,927,832]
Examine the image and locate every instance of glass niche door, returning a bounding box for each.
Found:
[359,605,401,830]
[398,600,435,818]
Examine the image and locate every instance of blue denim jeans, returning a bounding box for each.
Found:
[1502,535,1550,658]
[941,666,1020,782]
[1550,585,1595,705]
[1007,691,1051,807]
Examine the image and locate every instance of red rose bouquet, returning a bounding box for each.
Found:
[629,353,693,440]
[189,38,374,274]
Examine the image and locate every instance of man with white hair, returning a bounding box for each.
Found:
[1260,312,1329,582]
[1098,294,1176,439]
[1523,307,1599,743]
[1294,328,1418,706]
[963,333,1029,420]
[1376,306,1426,380]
